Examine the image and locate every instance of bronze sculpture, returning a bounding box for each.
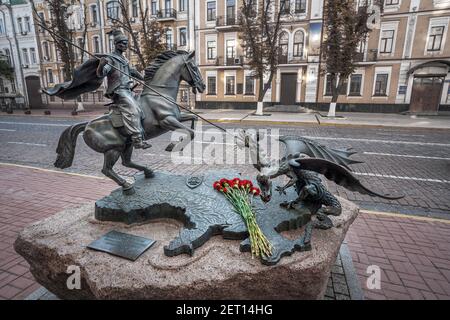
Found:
[46,47,205,194]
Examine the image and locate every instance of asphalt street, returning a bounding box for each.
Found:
[0,114,449,218]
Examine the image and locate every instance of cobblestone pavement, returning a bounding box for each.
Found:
[0,115,449,218]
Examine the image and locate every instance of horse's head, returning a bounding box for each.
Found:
[181,51,206,94]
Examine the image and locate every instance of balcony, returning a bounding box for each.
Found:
[215,56,244,68]
[157,8,177,20]
[278,53,306,65]
[354,49,378,63]
[215,15,239,30]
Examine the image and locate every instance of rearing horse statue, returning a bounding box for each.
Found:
[54,50,205,194]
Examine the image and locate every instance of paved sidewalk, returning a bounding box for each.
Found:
[2,108,450,129]
[0,163,449,300]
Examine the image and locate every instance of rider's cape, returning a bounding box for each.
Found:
[43,54,109,100]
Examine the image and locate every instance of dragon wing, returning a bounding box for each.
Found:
[289,158,404,200]
[279,135,363,170]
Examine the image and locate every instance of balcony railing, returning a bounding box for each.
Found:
[354,49,378,62]
[216,15,238,28]
[278,53,306,64]
[215,56,244,67]
[157,8,177,20]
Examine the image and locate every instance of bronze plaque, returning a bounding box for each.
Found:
[87,230,156,261]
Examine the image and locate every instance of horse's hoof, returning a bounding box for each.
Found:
[144,170,155,178]
[122,185,135,196]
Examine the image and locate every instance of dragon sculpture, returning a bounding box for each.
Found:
[240,131,403,231]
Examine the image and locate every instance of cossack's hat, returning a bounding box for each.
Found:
[110,29,128,44]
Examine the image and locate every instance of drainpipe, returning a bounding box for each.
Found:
[0,1,29,108]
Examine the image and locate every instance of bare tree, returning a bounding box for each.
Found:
[238,0,286,115]
[321,0,383,116]
[31,0,88,81]
[108,0,167,71]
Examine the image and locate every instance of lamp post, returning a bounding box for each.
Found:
[0,0,29,108]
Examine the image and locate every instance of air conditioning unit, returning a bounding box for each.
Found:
[234,57,241,64]
[22,64,29,68]
[21,31,28,36]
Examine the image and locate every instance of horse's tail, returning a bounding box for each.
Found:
[54,122,88,169]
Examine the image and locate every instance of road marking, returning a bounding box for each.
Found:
[0,121,69,127]
[376,133,425,138]
[7,141,47,147]
[354,172,450,184]
[303,136,450,147]
[363,152,450,161]
[361,210,450,224]
[0,128,16,132]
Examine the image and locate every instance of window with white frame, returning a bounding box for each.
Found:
[17,17,23,33]
[207,40,216,60]
[0,18,4,34]
[151,1,157,15]
[207,75,216,95]
[207,1,216,21]
[245,73,255,95]
[91,5,99,24]
[4,48,12,66]
[93,36,100,53]
[226,39,235,61]
[295,0,307,13]
[132,0,138,17]
[30,48,37,64]
[22,48,29,65]
[43,41,50,59]
[293,30,304,57]
[166,29,173,49]
[106,1,120,20]
[380,29,395,53]
[385,0,399,5]
[427,26,445,52]
[179,28,187,46]
[25,17,31,32]
[349,74,363,96]
[179,0,187,12]
[108,35,115,52]
[280,0,290,14]
[47,69,54,84]
[325,75,333,96]
[374,73,389,96]
[225,74,235,95]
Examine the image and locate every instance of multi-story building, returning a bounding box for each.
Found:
[34,0,195,109]
[0,0,42,109]
[195,0,450,113]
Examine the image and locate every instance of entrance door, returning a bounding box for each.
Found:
[410,76,443,113]
[280,73,297,105]
[25,76,42,109]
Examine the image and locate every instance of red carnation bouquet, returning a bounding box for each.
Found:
[213,177,272,258]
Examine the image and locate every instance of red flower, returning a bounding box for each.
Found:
[240,180,253,189]
[213,181,221,190]
[251,187,261,196]
[220,178,230,187]
[222,187,228,194]
[231,178,241,185]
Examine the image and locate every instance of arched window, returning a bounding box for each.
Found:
[106,1,120,20]
[293,30,304,57]
[279,31,289,64]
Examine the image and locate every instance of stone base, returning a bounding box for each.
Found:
[14,198,358,300]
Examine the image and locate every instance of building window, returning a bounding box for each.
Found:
[280,0,290,14]
[37,12,45,32]
[166,29,173,49]
[279,32,289,63]
[4,48,12,66]
[106,1,120,20]
[11,81,16,93]
[427,26,444,52]
[207,40,216,59]
[93,37,100,53]
[30,48,37,64]
[47,69,54,84]
[226,0,236,23]
[108,35,115,52]
[43,42,50,59]
[380,30,394,53]
[374,73,388,96]
[83,93,89,102]
[151,1,157,15]
[293,30,304,57]
[349,74,362,96]
[385,0,399,5]
[0,79,4,93]
[325,75,333,96]
[0,17,4,34]
[132,0,138,17]
[207,1,216,21]
[17,17,23,33]
[25,17,31,32]
[98,91,104,101]
[245,75,255,95]
[165,0,171,10]
[91,5,98,24]
[225,75,235,95]
[180,89,188,102]
[207,76,216,95]
[295,0,307,13]
[179,28,187,46]
[22,48,29,65]
[179,0,187,12]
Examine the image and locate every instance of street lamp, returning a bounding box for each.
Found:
[0,0,29,109]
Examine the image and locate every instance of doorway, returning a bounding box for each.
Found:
[410,76,443,113]
[25,76,42,109]
[280,73,297,105]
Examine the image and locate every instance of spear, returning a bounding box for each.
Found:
[34,21,231,134]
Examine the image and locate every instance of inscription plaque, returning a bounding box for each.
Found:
[87,230,156,261]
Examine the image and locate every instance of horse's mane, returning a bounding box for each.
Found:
[144,50,188,81]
